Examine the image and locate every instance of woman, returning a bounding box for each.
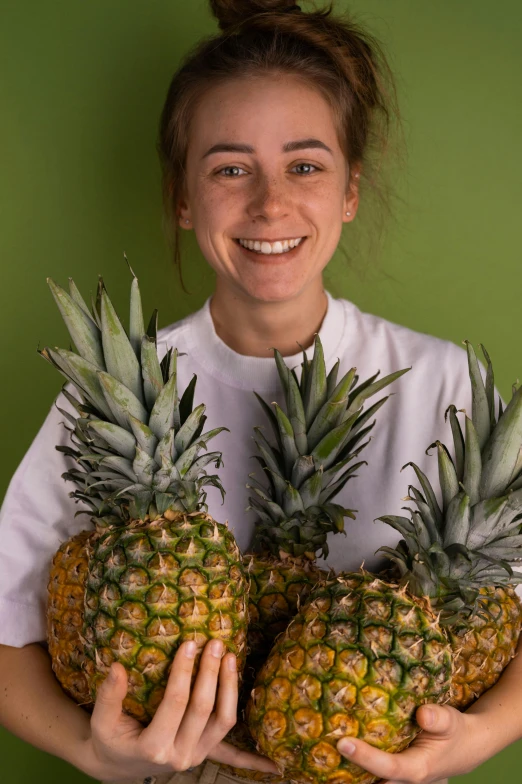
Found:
[0,2,521,784]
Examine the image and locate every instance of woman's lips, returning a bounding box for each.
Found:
[234,237,307,263]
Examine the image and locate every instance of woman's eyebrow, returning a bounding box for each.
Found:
[201,138,333,159]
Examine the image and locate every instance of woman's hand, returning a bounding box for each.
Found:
[337,703,489,784]
[82,638,279,783]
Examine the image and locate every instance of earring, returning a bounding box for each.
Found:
[346,211,351,216]
[185,220,189,224]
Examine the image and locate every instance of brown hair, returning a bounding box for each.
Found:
[157,0,404,290]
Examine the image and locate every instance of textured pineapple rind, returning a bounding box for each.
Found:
[448,585,522,710]
[47,529,96,709]
[246,553,329,667]
[81,510,249,724]
[223,554,328,781]
[247,572,452,784]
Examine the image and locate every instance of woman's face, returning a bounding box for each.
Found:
[181,74,359,303]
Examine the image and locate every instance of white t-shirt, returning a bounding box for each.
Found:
[0,290,507,647]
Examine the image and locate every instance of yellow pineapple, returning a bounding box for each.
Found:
[247,342,522,784]
[223,337,408,780]
[47,529,95,709]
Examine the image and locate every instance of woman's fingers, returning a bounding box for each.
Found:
[140,640,197,750]
[209,741,280,774]
[175,638,226,749]
[194,652,238,760]
[90,661,129,737]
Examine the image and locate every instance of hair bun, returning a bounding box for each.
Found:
[209,1,302,32]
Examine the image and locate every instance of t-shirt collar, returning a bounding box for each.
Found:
[185,289,347,391]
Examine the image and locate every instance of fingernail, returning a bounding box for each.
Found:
[422,707,434,727]
[210,638,224,658]
[184,640,197,659]
[338,739,356,756]
[108,664,117,682]
[227,654,237,671]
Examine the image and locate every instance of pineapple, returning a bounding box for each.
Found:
[245,335,410,672]
[47,529,96,709]
[42,267,249,723]
[220,338,408,780]
[247,342,522,784]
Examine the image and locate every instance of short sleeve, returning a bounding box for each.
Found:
[0,384,94,647]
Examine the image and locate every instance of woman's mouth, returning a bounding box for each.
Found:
[233,237,308,261]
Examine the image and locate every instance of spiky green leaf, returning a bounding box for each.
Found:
[47,278,105,369]
[464,340,490,450]
[128,265,145,357]
[274,349,308,455]
[480,384,522,499]
[148,369,179,441]
[98,370,148,430]
[345,367,410,418]
[303,335,327,428]
[445,405,465,481]
[100,287,144,404]
[273,403,300,475]
[443,491,471,547]
[87,420,136,461]
[434,441,459,513]
[174,403,206,454]
[180,374,197,425]
[141,335,164,409]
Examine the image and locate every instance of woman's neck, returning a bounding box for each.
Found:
[208,280,328,358]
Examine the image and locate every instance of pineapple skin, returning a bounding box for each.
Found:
[449,585,522,710]
[219,720,285,782]
[47,529,95,710]
[82,511,249,724]
[247,573,452,784]
[246,553,328,672]
[223,553,327,781]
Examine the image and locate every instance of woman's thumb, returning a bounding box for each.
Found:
[417,703,459,735]
[104,662,127,693]
[91,662,127,728]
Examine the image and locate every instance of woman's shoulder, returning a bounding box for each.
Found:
[337,296,467,371]
[156,310,194,346]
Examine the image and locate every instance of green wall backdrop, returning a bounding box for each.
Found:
[1,0,521,781]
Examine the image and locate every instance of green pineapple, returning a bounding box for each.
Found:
[43,266,248,723]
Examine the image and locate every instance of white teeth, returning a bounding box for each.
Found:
[237,237,304,254]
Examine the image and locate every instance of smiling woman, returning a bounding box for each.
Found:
[157,1,397,357]
[0,3,521,784]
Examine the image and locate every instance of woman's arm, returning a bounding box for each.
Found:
[0,642,93,773]
[464,632,522,752]
[0,640,278,781]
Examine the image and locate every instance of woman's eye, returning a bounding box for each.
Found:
[219,166,246,177]
[217,163,320,177]
[294,163,319,175]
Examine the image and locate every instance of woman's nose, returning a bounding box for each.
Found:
[249,176,290,218]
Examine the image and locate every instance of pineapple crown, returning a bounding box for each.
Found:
[247,334,410,559]
[39,262,228,526]
[378,341,522,623]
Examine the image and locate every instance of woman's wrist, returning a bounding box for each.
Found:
[458,710,498,773]
[71,736,108,781]
[464,687,522,765]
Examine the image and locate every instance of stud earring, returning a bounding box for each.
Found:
[346,211,351,216]
[185,220,189,224]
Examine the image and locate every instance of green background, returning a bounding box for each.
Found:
[1,0,521,781]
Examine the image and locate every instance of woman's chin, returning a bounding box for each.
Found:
[227,261,317,303]
[236,277,310,304]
